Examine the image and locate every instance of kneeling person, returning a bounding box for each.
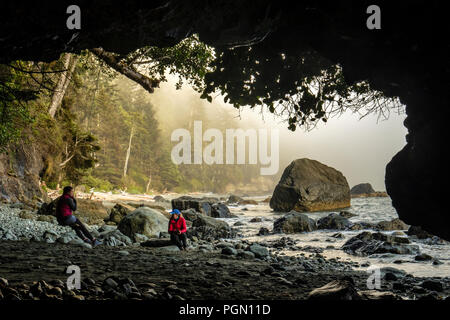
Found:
[168,209,187,250]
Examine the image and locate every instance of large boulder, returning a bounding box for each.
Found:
[342,231,420,256]
[273,211,317,233]
[117,207,169,239]
[270,159,350,212]
[350,183,375,195]
[317,213,351,230]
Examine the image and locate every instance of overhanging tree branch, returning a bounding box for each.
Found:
[90,47,160,94]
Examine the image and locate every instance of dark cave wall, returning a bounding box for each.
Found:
[0,0,448,239]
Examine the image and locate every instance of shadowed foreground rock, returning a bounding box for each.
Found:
[270,159,350,212]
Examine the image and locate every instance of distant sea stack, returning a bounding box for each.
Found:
[270,159,350,212]
[350,183,388,198]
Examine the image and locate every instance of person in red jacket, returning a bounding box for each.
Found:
[56,186,101,247]
[168,209,187,250]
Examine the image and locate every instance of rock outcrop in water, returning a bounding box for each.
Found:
[351,183,375,195]
[270,159,350,212]
[350,183,388,198]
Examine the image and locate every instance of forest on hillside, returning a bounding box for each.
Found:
[0,39,268,194]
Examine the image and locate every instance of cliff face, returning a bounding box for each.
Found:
[0,1,448,239]
[0,143,49,204]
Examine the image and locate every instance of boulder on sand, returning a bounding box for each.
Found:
[117,207,169,239]
[270,159,350,212]
[273,211,317,233]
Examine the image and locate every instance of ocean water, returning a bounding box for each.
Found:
[223,196,450,278]
[84,191,449,278]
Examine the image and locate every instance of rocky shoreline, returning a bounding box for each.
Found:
[1,238,449,301]
[1,199,449,301]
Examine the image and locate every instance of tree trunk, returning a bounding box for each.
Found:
[48,53,79,118]
[123,126,134,177]
[56,171,62,190]
[146,175,152,193]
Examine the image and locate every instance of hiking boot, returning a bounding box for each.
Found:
[91,238,102,248]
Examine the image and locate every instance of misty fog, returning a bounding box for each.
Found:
[147,76,407,192]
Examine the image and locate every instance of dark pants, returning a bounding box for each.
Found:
[170,232,187,250]
[58,215,94,241]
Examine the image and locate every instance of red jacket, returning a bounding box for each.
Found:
[168,216,187,233]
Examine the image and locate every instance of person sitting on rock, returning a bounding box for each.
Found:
[56,186,102,247]
[168,209,187,251]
